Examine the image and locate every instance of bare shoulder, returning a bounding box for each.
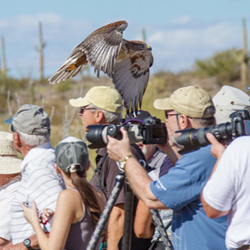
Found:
[92,185,106,210]
[57,189,81,207]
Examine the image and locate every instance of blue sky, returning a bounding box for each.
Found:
[1,0,250,79]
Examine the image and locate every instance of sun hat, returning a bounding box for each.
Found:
[0,132,21,174]
[124,110,151,124]
[55,136,89,173]
[154,86,215,119]
[69,86,123,113]
[213,85,250,124]
[4,104,50,135]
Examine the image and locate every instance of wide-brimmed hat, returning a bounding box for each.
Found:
[69,86,123,113]
[154,86,215,119]
[0,132,21,174]
[213,85,250,124]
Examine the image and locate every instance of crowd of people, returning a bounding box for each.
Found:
[1,84,250,250]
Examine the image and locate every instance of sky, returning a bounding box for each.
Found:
[1,0,250,79]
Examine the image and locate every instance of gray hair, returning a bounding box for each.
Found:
[16,129,50,147]
[88,104,122,125]
[189,117,216,128]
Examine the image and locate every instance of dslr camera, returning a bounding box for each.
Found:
[176,110,250,154]
[86,116,167,149]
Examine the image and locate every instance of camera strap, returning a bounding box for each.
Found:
[95,151,109,198]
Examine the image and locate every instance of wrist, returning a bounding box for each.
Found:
[23,238,34,250]
[119,154,135,171]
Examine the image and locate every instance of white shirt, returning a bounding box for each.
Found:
[0,175,21,241]
[203,136,250,250]
[11,142,64,244]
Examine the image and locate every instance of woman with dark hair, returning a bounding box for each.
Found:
[22,136,106,250]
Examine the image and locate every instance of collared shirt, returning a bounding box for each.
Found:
[11,142,64,244]
[150,145,227,250]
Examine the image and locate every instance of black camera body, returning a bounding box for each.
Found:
[86,116,167,149]
[176,110,250,154]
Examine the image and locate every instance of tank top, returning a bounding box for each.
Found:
[64,189,101,250]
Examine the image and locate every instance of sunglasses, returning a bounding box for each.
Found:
[11,125,15,132]
[79,107,96,114]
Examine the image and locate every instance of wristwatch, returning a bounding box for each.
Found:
[119,155,134,171]
[23,238,33,250]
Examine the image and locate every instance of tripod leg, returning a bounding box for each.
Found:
[122,182,134,250]
[86,173,125,250]
[150,209,173,250]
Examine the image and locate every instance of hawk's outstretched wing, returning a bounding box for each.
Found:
[48,20,154,113]
[112,50,153,113]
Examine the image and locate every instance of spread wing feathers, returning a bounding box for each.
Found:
[74,21,127,78]
[112,50,153,113]
[48,51,85,84]
[48,21,128,84]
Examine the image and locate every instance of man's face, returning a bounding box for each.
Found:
[164,110,180,146]
[78,106,98,132]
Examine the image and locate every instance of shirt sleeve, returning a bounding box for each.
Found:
[203,145,236,211]
[150,146,216,210]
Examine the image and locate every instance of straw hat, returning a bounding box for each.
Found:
[0,132,21,174]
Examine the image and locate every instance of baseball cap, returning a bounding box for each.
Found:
[154,86,215,119]
[0,132,21,174]
[4,104,50,135]
[124,110,151,124]
[213,85,250,124]
[69,86,123,113]
[55,136,89,173]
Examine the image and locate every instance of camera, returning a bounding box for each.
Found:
[176,110,250,154]
[86,116,167,149]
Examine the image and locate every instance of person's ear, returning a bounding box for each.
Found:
[13,132,22,148]
[86,161,90,171]
[55,163,61,174]
[178,114,191,130]
[95,110,105,123]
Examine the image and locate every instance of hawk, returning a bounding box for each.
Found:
[48,20,153,113]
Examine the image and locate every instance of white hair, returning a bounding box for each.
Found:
[16,129,50,147]
[88,104,122,124]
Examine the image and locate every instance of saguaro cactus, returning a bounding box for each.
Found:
[1,37,7,92]
[35,22,46,82]
[241,18,249,89]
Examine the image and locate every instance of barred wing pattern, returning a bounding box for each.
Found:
[48,20,153,113]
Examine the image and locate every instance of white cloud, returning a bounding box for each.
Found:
[172,16,191,25]
[147,21,242,72]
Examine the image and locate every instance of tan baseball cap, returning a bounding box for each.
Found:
[213,85,250,124]
[154,86,215,118]
[69,86,123,113]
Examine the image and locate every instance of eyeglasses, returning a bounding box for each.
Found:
[165,111,180,119]
[79,107,96,114]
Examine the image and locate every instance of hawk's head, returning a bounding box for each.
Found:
[130,40,152,51]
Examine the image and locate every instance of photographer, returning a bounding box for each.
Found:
[124,110,173,249]
[201,133,250,250]
[107,86,228,250]
[69,86,151,250]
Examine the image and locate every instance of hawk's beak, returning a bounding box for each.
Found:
[146,44,152,50]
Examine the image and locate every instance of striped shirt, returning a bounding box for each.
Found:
[10,142,64,244]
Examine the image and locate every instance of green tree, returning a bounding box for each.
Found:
[194,48,241,82]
